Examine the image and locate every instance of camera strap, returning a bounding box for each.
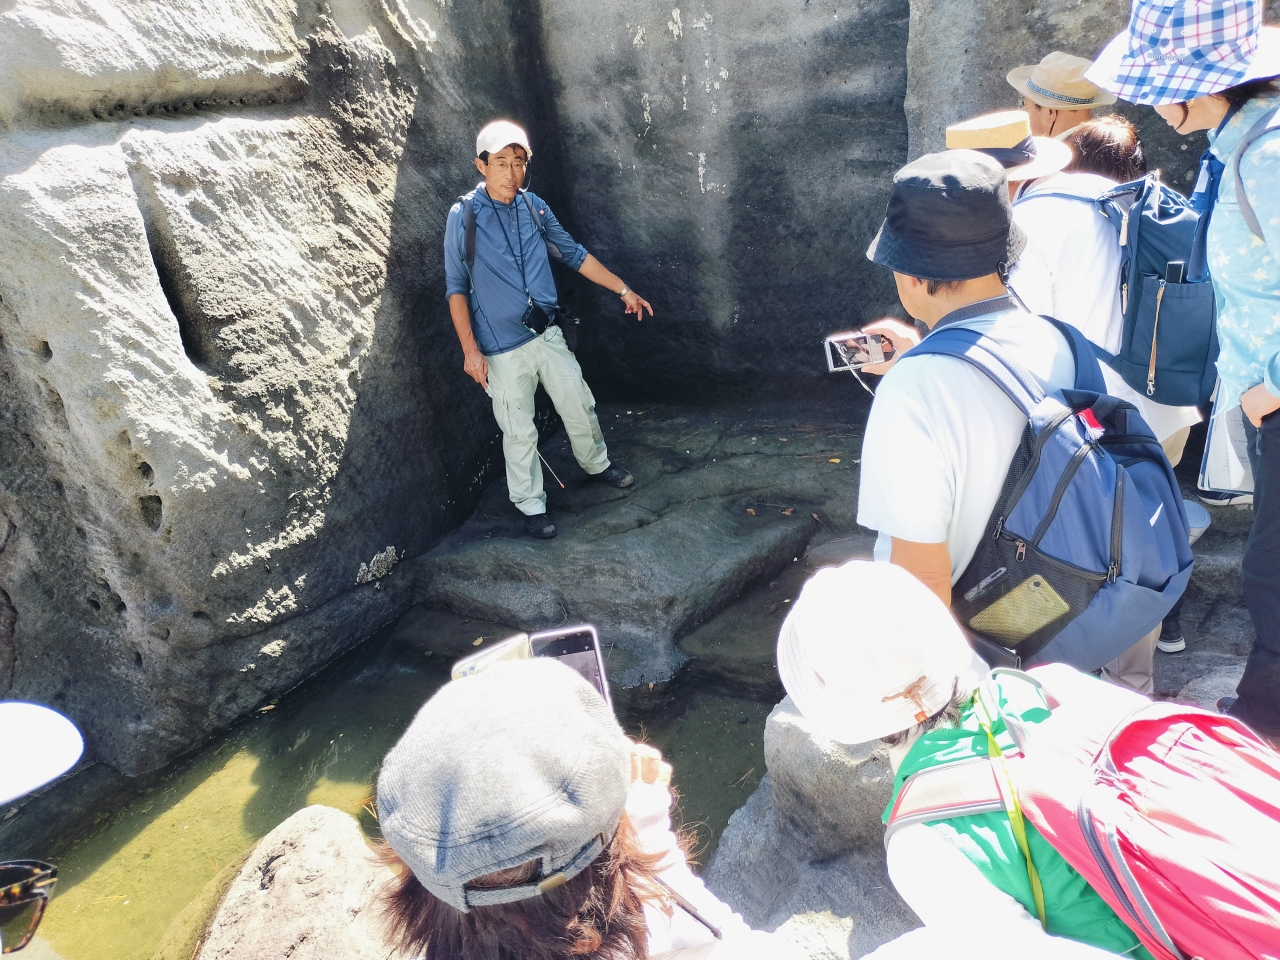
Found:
[489,194,556,334]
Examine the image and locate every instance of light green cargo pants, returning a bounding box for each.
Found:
[485,325,610,516]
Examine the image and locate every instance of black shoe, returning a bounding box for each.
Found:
[524,513,556,539]
[596,465,634,489]
[1217,696,1237,714]
[1157,618,1186,654]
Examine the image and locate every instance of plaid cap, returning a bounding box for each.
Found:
[1087,0,1280,105]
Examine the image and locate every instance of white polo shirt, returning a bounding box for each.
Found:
[1009,172,1201,443]
[857,299,1076,583]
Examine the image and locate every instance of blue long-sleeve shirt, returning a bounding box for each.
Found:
[444,186,588,356]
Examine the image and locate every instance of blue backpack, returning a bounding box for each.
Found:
[1017,175,1216,407]
[909,320,1194,671]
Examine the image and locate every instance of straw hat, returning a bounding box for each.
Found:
[777,561,987,745]
[946,110,1072,182]
[1088,0,1280,106]
[1007,52,1117,110]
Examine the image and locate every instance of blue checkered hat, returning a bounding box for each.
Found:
[1087,0,1280,105]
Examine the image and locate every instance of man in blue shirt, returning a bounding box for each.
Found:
[444,121,653,539]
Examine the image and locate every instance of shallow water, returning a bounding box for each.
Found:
[21,560,813,960]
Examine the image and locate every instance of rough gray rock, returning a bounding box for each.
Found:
[193,804,405,960]
[705,698,919,960]
[410,403,869,684]
[0,0,555,775]
[534,0,910,402]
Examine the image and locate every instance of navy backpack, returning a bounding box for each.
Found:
[909,320,1194,671]
[1016,174,1217,408]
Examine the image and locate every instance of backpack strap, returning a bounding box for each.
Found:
[883,756,1007,847]
[907,327,1046,416]
[461,190,477,272]
[1231,104,1280,243]
[521,191,565,261]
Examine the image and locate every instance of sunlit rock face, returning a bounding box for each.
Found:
[0,1,524,775]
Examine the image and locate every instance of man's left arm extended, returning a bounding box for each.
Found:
[576,255,653,320]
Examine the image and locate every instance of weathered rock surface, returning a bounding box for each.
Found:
[0,0,552,775]
[534,0,911,402]
[705,698,919,960]
[193,804,405,960]
[411,402,870,684]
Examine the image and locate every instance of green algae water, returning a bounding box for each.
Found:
[16,563,810,960]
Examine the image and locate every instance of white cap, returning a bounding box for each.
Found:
[777,561,986,745]
[0,702,83,803]
[476,120,532,159]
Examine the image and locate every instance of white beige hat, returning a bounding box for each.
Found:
[0,702,83,803]
[1007,52,1117,110]
[945,110,1072,183]
[476,119,533,159]
[777,561,987,745]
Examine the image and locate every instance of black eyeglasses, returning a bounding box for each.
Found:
[0,861,57,953]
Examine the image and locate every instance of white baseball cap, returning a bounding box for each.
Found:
[777,561,987,745]
[0,702,84,803]
[476,120,533,159]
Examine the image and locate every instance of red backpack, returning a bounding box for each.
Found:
[887,666,1280,960]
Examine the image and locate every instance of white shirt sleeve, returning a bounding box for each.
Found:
[625,778,756,953]
[885,824,1129,959]
[857,378,955,546]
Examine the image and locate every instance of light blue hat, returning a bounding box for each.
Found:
[1087,0,1280,106]
[376,658,629,913]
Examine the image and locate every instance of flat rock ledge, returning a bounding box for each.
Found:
[194,805,406,960]
[704,698,920,959]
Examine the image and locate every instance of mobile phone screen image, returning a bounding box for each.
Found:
[529,627,612,708]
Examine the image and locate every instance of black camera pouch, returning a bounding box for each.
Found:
[521,299,556,335]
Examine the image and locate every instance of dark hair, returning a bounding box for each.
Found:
[881,679,970,747]
[923,278,966,297]
[1064,115,1147,183]
[1178,76,1280,127]
[376,812,671,960]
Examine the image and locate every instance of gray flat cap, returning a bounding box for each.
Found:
[376,658,630,913]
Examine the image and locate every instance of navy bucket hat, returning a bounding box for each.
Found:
[866,150,1027,282]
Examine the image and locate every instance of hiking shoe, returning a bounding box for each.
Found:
[524,513,556,539]
[1198,490,1253,506]
[1157,618,1186,654]
[1217,696,1237,714]
[596,465,634,489]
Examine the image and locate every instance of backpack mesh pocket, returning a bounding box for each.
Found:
[955,532,1106,661]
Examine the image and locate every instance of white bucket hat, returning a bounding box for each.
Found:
[1088,0,1280,106]
[946,110,1073,182]
[777,561,987,745]
[476,119,533,159]
[1007,51,1118,110]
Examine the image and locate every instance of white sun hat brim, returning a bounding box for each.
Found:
[777,561,987,746]
[0,702,83,803]
[1005,135,1074,182]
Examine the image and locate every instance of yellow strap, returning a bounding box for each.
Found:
[976,695,1048,930]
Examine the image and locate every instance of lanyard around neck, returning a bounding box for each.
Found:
[486,192,531,297]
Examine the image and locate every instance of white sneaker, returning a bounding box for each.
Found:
[1198,490,1253,506]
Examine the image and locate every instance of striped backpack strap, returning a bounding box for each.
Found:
[883,755,1007,846]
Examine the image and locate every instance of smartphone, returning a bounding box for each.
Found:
[450,624,612,708]
[824,331,896,373]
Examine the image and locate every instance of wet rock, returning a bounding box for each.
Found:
[410,403,869,685]
[705,698,919,959]
[194,804,404,960]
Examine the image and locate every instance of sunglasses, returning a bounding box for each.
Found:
[0,861,57,953]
